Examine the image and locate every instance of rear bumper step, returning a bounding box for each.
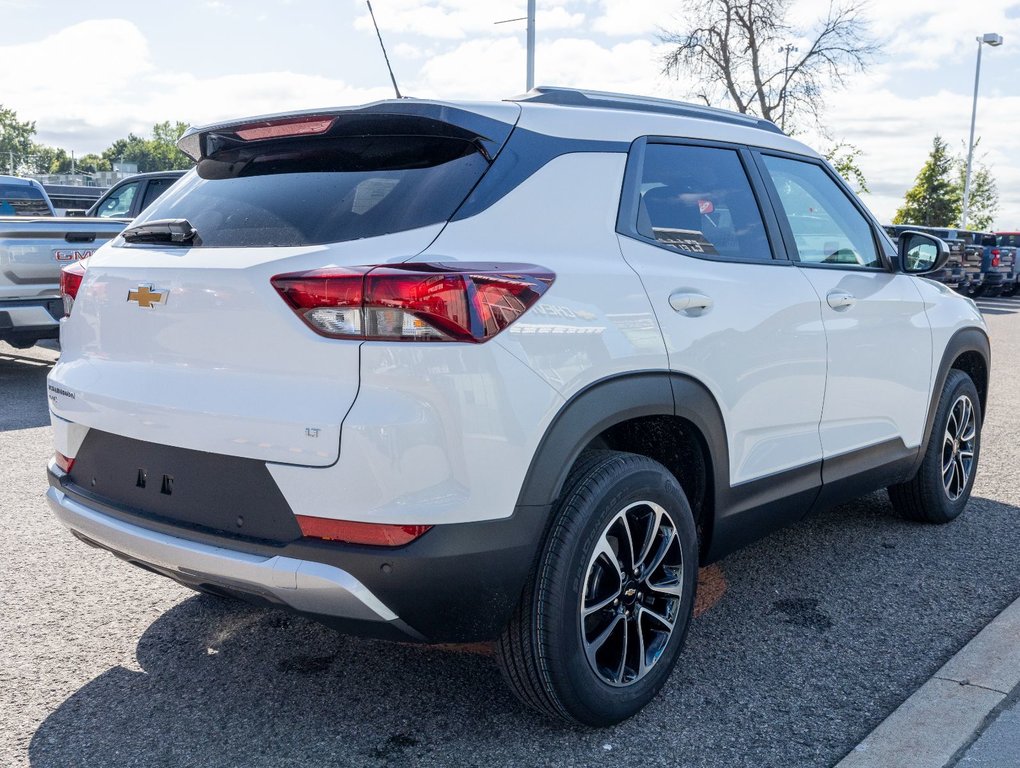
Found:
[45,481,414,634]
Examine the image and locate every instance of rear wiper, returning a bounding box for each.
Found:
[122,218,199,245]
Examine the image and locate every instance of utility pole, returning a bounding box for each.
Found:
[526,0,535,91]
[778,44,798,131]
[496,1,537,91]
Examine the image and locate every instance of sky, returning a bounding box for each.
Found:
[2,0,1019,228]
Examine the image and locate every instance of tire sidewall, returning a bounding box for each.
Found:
[539,458,698,726]
[923,371,982,521]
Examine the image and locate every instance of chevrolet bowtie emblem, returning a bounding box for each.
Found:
[127,285,166,308]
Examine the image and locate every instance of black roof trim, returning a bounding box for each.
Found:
[511,86,785,135]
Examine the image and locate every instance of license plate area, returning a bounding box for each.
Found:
[67,429,303,544]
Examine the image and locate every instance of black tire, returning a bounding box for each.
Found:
[496,450,698,726]
[888,369,982,523]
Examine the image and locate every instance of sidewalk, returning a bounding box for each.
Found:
[837,596,1020,768]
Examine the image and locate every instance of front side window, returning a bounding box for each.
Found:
[762,155,881,269]
[96,181,141,218]
[635,143,773,260]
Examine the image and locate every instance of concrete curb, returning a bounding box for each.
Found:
[836,595,1020,768]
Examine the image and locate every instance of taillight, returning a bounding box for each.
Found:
[992,249,1000,267]
[60,261,86,316]
[295,515,431,547]
[53,452,75,473]
[271,262,554,343]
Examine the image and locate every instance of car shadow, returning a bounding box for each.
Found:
[0,347,55,431]
[26,492,1020,768]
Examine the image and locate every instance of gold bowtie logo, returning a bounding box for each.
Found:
[127,285,166,308]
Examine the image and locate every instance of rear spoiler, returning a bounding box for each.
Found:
[177,100,521,164]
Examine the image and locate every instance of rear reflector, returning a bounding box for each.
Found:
[272,263,554,343]
[60,261,86,317]
[295,515,432,547]
[54,452,75,473]
[234,116,336,141]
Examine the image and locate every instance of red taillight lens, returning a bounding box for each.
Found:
[60,261,86,316]
[295,515,431,547]
[272,263,554,343]
[992,250,1001,267]
[53,452,75,473]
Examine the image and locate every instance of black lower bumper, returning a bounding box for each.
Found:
[50,430,550,643]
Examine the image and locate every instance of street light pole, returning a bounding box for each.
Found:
[961,32,1003,229]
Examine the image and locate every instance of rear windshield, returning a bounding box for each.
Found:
[0,184,51,216]
[132,135,488,247]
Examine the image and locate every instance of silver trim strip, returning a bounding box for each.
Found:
[46,485,398,623]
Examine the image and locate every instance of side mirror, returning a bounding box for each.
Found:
[899,231,950,274]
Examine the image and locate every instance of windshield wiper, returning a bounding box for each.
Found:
[122,218,199,245]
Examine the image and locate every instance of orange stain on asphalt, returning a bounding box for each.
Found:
[694,564,727,618]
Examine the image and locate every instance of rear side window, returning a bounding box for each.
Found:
[134,135,489,247]
[140,177,177,211]
[636,143,773,260]
[0,184,51,216]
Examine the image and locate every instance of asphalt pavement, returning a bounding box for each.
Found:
[2,295,1020,768]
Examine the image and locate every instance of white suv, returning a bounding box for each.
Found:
[46,88,990,726]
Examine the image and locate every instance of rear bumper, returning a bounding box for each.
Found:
[0,296,61,344]
[46,464,549,642]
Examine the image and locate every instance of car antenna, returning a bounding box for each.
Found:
[366,1,402,99]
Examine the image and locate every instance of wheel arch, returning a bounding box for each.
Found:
[911,326,991,476]
[514,371,732,558]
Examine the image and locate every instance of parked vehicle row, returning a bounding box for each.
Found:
[46,89,989,726]
[884,224,1018,297]
[0,172,184,348]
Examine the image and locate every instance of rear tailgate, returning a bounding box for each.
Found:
[0,217,125,298]
[49,232,438,466]
[49,101,521,467]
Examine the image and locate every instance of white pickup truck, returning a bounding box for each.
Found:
[0,176,126,348]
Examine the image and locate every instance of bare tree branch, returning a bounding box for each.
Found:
[660,0,880,132]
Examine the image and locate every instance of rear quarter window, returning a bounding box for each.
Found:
[133,135,489,247]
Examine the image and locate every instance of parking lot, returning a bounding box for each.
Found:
[1,295,1019,768]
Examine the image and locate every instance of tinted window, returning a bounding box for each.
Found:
[0,184,51,216]
[140,177,177,211]
[96,181,141,218]
[998,234,1019,248]
[636,144,772,260]
[133,135,489,247]
[762,155,880,268]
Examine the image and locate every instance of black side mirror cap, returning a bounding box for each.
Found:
[899,231,950,274]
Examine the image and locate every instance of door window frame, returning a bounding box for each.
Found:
[615,136,792,266]
[750,148,896,273]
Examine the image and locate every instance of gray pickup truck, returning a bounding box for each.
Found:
[0,176,126,348]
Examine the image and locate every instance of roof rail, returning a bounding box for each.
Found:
[511,86,785,135]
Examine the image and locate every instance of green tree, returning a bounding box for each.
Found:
[825,141,868,193]
[0,105,37,174]
[101,121,192,172]
[893,135,960,227]
[956,140,998,231]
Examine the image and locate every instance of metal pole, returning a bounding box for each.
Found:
[526,0,535,91]
[961,39,983,230]
[780,46,791,131]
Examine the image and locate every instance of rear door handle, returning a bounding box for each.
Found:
[669,292,713,314]
[826,291,857,311]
